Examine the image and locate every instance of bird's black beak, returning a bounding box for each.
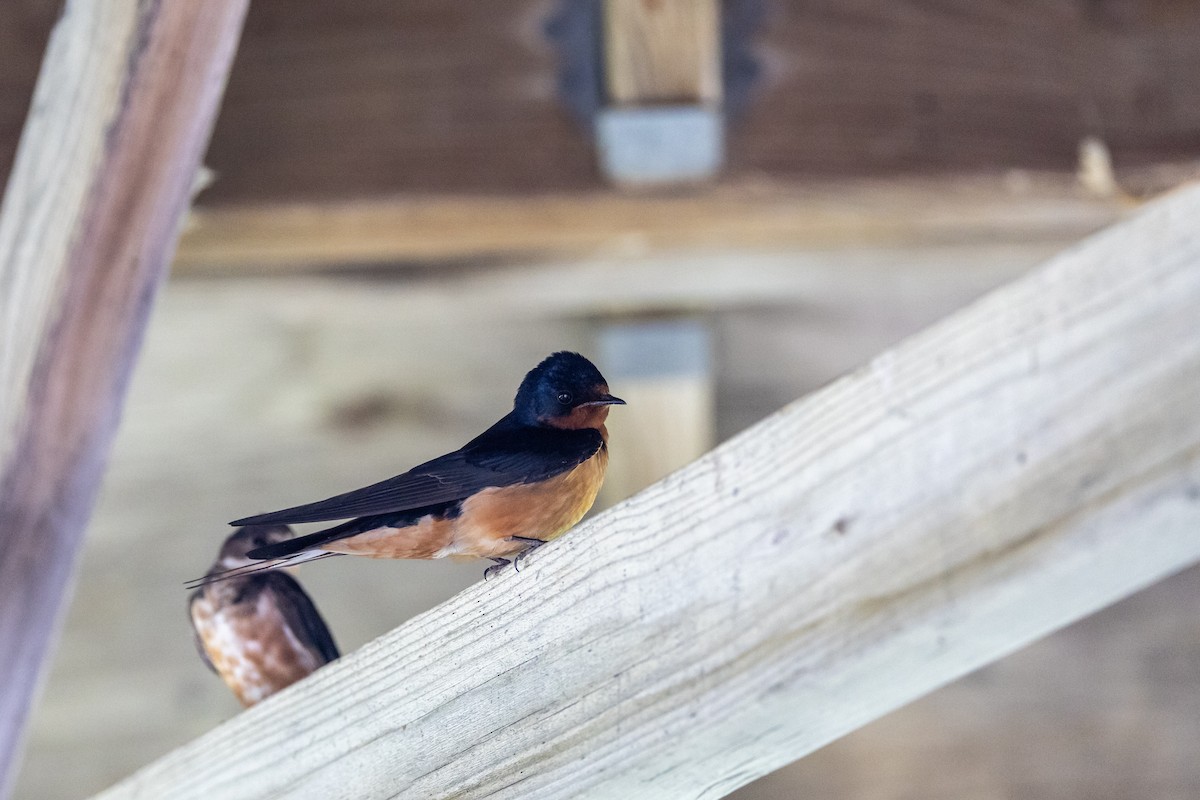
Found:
[585,393,626,407]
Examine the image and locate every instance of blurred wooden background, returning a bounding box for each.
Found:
[2,1,1198,798]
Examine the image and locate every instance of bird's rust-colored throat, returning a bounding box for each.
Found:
[545,404,612,431]
[542,384,620,431]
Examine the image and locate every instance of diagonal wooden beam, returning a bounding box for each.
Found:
[92,182,1200,799]
[0,2,248,795]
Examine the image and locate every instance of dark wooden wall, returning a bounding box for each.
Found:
[735,0,1200,178]
[0,0,59,186]
[2,1,1198,204]
[206,1,599,199]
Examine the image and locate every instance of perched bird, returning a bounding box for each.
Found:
[188,351,624,587]
[189,525,340,706]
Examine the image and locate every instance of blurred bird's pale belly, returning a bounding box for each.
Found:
[191,592,322,706]
[325,445,609,560]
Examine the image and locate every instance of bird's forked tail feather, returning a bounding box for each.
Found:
[184,550,340,590]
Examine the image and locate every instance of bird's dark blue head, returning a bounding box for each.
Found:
[513,351,625,429]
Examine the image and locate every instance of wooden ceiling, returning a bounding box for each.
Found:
[2,0,1199,205]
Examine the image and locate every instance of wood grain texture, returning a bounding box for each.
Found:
[604,0,721,104]
[93,183,1200,799]
[0,1,247,795]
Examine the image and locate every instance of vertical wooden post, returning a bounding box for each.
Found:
[598,0,723,185]
[598,319,715,504]
[0,2,248,795]
[604,0,722,105]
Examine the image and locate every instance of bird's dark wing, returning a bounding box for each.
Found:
[231,457,489,526]
[231,417,604,527]
[187,591,218,675]
[261,572,340,664]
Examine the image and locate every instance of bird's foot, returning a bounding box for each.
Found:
[511,537,548,571]
[483,558,511,581]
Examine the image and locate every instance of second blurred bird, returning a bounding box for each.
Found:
[189,525,339,707]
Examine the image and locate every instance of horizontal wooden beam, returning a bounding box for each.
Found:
[94,182,1200,799]
[173,178,1126,274]
[0,1,247,795]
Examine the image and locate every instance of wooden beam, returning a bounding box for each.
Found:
[598,319,715,504]
[603,0,721,105]
[172,179,1127,274]
[0,1,247,795]
[599,0,723,184]
[93,183,1200,799]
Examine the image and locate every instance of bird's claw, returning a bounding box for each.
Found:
[483,558,511,581]
[483,538,547,580]
[512,536,547,571]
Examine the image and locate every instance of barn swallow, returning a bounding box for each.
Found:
[187,351,624,587]
[189,525,340,706]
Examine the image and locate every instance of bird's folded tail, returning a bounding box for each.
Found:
[183,550,340,590]
[244,518,364,560]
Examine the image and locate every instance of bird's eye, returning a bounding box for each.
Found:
[556,391,573,405]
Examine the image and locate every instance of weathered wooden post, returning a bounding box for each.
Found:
[0,3,248,795]
[598,0,723,184]
[598,318,715,504]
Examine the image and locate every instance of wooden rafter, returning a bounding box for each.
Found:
[94,183,1200,799]
[171,179,1127,274]
[0,2,247,795]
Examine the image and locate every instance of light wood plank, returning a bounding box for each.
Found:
[604,0,721,105]
[598,320,715,503]
[0,2,247,795]
[172,179,1127,274]
[94,183,1200,799]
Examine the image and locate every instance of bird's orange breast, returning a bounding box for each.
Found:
[450,442,610,558]
[323,514,455,559]
[318,435,610,561]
